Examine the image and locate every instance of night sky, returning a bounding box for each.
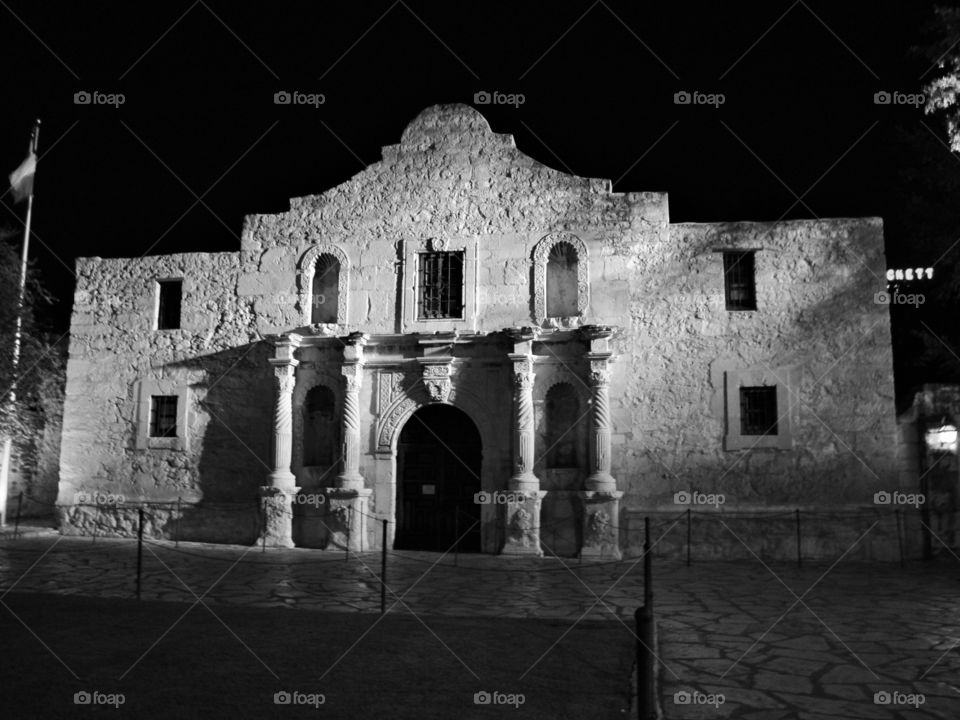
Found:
[0,1,945,330]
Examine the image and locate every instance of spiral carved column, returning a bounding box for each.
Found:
[336,362,364,490]
[261,334,302,548]
[579,328,622,560]
[502,331,545,556]
[509,354,539,492]
[327,332,371,552]
[585,361,616,492]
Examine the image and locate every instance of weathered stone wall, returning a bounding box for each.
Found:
[56,104,903,557]
[613,218,899,511]
[58,251,273,542]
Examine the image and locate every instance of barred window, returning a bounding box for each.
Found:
[739,386,777,436]
[417,251,463,319]
[723,251,756,311]
[150,396,178,438]
[157,280,182,329]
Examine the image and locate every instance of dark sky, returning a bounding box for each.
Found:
[0,0,944,329]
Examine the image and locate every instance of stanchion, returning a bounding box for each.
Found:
[643,517,652,608]
[636,516,655,720]
[895,509,904,568]
[795,509,802,568]
[346,505,351,563]
[14,491,23,539]
[686,508,691,567]
[176,496,182,548]
[381,519,387,615]
[136,507,144,601]
[261,498,267,553]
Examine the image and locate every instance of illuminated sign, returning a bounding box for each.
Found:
[887,267,933,281]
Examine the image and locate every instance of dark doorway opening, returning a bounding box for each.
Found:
[396,404,482,552]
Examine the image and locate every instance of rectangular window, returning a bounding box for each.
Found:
[150,396,178,438]
[723,251,756,311]
[739,386,778,436]
[417,251,463,319]
[157,280,182,330]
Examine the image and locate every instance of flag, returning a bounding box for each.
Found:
[8,151,35,203]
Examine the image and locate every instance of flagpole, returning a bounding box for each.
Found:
[0,119,39,527]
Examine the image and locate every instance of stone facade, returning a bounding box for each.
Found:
[56,104,907,558]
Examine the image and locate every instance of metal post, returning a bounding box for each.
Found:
[381,519,387,615]
[0,120,40,529]
[636,516,655,720]
[261,498,267,553]
[136,507,144,601]
[345,505,351,562]
[686,508,691,567]
[175,496,182,548]
[14,491,23,539]
[644,516,652,608]
[795,509,802,568]
[895,509,904,568]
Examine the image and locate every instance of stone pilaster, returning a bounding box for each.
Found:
[336,332,368,490]
[502,327,543,555]
[581,326,616,492]
[579,490,624,560]
[323,487,373,552]
[501,490,547,556]
[261,334,302,548]
[579,325,622,559]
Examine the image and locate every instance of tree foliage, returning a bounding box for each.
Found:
[0,225,65,472]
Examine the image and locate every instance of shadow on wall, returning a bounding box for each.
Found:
[162,340,276,544]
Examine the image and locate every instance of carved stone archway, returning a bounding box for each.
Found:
[298,244,351,326]
[532,232,590,325]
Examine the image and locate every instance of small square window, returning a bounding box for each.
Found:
[150,396,178,438]
[417,251,463,319]
[723,251,756,311]
[157,280,182,330]
[739,386,777,436]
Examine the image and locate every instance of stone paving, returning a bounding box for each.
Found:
[1,533,959,718]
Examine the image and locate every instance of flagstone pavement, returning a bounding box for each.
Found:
[1,531,959,718]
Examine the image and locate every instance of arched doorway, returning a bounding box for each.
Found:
[395,404,482,552]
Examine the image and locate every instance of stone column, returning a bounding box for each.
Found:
[260,334,302,548]
[502,327,545,556]
[326,332,371,552]
[509,353,538,492]
[579,325,623,560]
[336,332,367,490]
